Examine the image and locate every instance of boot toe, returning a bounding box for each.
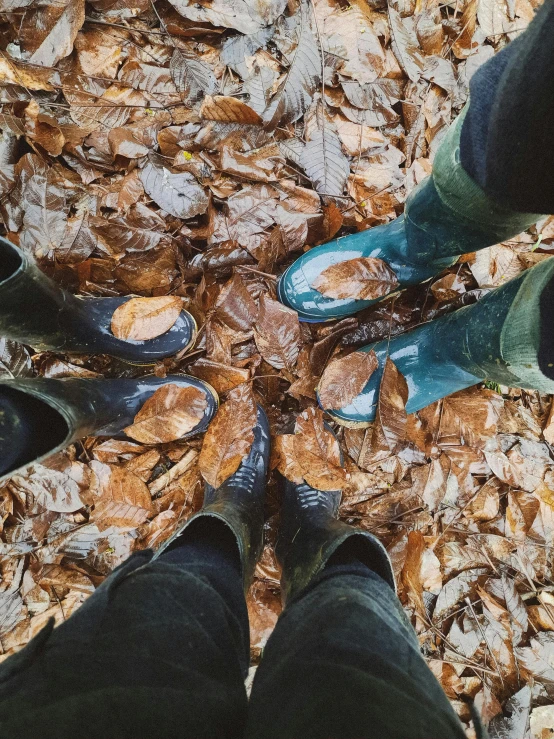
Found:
[73,297,198,363]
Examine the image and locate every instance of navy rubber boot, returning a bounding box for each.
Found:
[278,108,542,322]
[155,405,271,590]
[0,238,197,363]
[319,258,554,427]
[276,423,394,603]
[0,375,218,483]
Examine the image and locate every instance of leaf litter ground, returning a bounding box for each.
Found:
[0,0,553,735]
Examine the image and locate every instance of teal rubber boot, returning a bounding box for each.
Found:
[319,258,554,427]
[0,375,218,483]
[278,107,543,322]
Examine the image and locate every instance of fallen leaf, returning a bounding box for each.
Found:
[89,461,152,531]
[140,162,209,220]
[110,296,183,341]
[124,384,208,444]
[198,383,257,488]
[200,95,263,125]
[28,0,85,67]
[273,433,305,484]
[312,257,399,301]
[299,126,350,197]
[388,6,424,83]
[189,358,251,395]
[318,350,378,410]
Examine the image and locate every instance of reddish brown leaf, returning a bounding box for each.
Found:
[110,296,183,341]
[368,357,409,461]
[253,294,301,370]
[124,384,208,444]
[312,257,399,301]
[318,350,378,410]
[214,274,258,332]
[273,434,304,484]
[198,383,257,488]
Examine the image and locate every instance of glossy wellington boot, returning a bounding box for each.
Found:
[278,107,543,322]
[0,238,197,363]
[154,405,270,590]
[276,426,395,603]
[0,375,218,483]
[320,257,554,427]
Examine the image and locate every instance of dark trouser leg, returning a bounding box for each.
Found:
[246,564,466,739]
[460,1,554,213]
[0,523,249,739]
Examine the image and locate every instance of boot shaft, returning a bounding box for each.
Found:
[0,239,81,350]
[434,257,554,392]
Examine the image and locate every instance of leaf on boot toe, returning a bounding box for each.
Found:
[318,350,378,410]
[124,384,208,444]
[111,296,183,341]
[311,257,399,301]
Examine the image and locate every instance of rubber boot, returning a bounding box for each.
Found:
[278,107,543,322]
[276,425,395,603]
[0,238,197,363]
[154,405,270,590]
[320,257,554,427]
[0,375,218,483]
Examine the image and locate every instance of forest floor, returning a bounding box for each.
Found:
[0,0,553,735]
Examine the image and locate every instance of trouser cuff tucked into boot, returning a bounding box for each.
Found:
[432,105,543,237]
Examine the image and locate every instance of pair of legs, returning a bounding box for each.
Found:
[0,412,468,739]
[278,2,554,424]
[0,533,466,739]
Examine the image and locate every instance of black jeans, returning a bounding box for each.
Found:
[0,542,466,739]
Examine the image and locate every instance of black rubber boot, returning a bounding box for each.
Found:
[0,238,197,363]
[275,425,395,604]
[0,376,218,483]
[155,405,271,590]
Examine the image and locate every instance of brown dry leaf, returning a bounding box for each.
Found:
[198,383,257,488]
[89,461,153,531]
[293,407,346,491]
[140,162,209,220]
[318,350,378,410]
[110,296,183,341]
[253,294,301,371]
[312,257,399,301]
[200,95,263,125]
[124,384,208,444]
[388,6,424,83]
[273,434,304,484]
[516,633,554,698]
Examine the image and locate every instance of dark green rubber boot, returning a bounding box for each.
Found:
[319,257,554,427]
[276,425,395,603]
[155,405,270,590]
[278,107,543,322]
[0,238,197,363]
[0,375,218,483]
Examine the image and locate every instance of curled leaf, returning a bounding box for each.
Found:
[110,296,183,341]
[124,384,208,444]
[312,257,399,301]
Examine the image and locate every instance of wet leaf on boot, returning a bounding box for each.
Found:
[318,350,378,410]
[111,296,183,342]
[312,257,399,301]
[124,384,208,444]
[198,383,257,488]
